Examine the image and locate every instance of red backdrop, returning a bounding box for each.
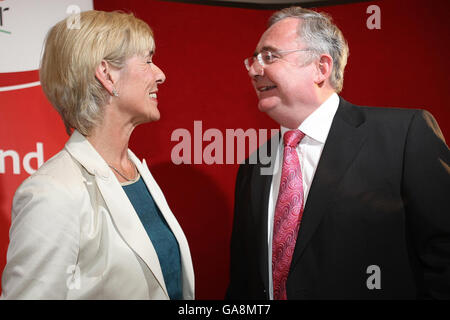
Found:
[1,0,449,299]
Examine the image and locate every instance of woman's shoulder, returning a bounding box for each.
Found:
[24,147,83,181]
[13,148,88,206]
[9,149,86,243]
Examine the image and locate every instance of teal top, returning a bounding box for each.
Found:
[122,175,182,300]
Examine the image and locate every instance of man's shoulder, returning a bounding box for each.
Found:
[339,98,445,143]
[338,97,428,126]
[342,97,425,115]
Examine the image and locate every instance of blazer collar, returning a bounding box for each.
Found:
[64,130,111,179]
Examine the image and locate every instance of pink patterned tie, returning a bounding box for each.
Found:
[272,129,305,300]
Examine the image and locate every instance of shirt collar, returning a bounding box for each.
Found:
[281,92,339,144]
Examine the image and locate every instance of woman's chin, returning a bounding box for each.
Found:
[146,107,161,123]
[135,111,160,125]
[148,114,160,123]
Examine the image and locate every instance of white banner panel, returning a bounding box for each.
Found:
[0,0,93,295]
[0,0,93,73]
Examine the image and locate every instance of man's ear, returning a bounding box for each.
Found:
[95,60,117,96]
[314,54,333,87]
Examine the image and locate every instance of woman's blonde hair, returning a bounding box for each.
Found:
[40,10,155,135]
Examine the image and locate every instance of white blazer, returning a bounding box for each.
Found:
[1,130,195,299]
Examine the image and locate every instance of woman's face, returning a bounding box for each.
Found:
[114,51,166,124]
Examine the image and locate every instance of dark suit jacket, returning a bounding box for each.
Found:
[226,97,450,299]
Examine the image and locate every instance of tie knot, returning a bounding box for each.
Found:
[283,129,305,147]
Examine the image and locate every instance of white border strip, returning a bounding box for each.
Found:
[0,81,41,92]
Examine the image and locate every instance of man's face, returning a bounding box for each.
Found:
[249,18,319,125]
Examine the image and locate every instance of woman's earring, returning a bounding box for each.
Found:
[112,89,119,97]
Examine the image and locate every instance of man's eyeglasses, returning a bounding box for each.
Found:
[244,48,311,72]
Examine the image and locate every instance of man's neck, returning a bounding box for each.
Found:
[282,90,336,129]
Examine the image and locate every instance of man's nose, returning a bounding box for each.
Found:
[248,60,264,78]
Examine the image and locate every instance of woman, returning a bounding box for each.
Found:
[1,10,194,299]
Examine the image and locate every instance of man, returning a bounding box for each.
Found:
[226,7,450,299]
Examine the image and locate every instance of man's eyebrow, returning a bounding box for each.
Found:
[253,46,279,56]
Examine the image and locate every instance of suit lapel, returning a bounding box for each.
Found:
[291,98,367,268]
[251,134,280,296]
[252,163,272,294]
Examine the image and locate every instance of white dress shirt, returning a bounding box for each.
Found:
[267,93,339,299]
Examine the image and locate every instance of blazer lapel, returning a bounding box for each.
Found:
[133,155,195,299]
[291,98,367,268]
[94,174,169,298]
[64,131,169,298]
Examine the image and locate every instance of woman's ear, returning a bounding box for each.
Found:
[314,54,333,87]
[95,60,118,96]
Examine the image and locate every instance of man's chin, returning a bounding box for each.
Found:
[257,99,278,113]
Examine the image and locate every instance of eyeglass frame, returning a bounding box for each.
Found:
[244,48,312,72]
